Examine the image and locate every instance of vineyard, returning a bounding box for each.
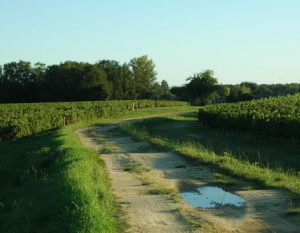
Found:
[0,100,188,140]
[198,93,300,139]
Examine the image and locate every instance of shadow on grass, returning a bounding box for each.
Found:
[133,116,300,171]
[0,130,95,233]
[125,117,300,207]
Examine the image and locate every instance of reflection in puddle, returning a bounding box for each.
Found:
[181,186,246,208]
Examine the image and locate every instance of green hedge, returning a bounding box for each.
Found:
[198,94,300,139]
[0,100,188,140]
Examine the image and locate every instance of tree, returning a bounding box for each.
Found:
[170,86,189,101]
[117,63,136,99]
[80,65,111,100]
[129,55,157,99]
[240,82,259,94]
[185,70,218,105]
[0,61,36,102]
[97,60,126,99]
[161,80,170,92]
[227,85,253,102]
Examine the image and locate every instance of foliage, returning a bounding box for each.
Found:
[0,56,172,103]
[198,93,300,139]
[185,70,218,105]
[0,100,188,140]
[129,55,157,99]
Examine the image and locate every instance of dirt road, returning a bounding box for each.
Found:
[76,119,300,233]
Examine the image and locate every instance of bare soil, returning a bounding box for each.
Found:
[76,119,300,233]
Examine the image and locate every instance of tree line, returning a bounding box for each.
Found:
[170,70,300,105]
[1,56,299,104]
[0,56,172,103]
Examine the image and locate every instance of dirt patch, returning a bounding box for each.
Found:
[76,120,300,233]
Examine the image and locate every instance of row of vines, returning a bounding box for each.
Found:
[0,100,188,140]
[198,94,300,139]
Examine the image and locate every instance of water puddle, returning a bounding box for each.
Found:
[180,186,246,208]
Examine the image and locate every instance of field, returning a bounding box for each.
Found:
[198,93,300,139]
[0,100,188,140]
[1,96,300,232]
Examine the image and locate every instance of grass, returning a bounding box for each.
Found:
[120,114,300,212]
[0,128,120,233]
[131,113,300,171]
[149,188,177,195]
[0,106,197,232]
[101,144,119,154]
[286,208,300,216]
[123,158,150,173]
[139,177,156,186]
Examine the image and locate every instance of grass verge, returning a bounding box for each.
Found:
[0,127,120,233]
[120,119,300,212]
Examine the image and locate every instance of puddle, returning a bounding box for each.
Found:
[180,186,246,208]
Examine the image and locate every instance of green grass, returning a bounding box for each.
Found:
[139,177,156,186]
[0,128,120,233]
[129,112,300,171]
[286,208,300,216]
[149,188,178,196]
[101,144,119,154]
[0,106,197,232]
[123,158,150,173]
[120,114,300,212]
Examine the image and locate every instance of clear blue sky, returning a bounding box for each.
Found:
[1,0,299,86]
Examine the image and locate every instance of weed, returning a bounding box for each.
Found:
[208,173,237,188]
[94,136,106,143]
[101,144,118,153]
[181,215,202,228]
[139,177,156,186]
[149,188,177,195]
[286,208,300,216]
[123,158,150,173]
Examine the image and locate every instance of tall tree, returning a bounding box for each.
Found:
[161,80,170,92]
[129,55,157,99]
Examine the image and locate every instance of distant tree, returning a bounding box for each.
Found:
[80,64,111,100]
[161,80,170,92]
[216,85,230,98]
[129,55,157,99]
[185,70,218,105]
[33,62,46,81]
[240,82,259,94]
[0,61,36,102]
[254,85,272,97]
[170,86,189,101]
[148,80,173,99]
[42,61,84,101]
[118,63,136,99]
[227,85,253,102]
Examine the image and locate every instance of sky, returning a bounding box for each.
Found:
[1,0,300,86]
